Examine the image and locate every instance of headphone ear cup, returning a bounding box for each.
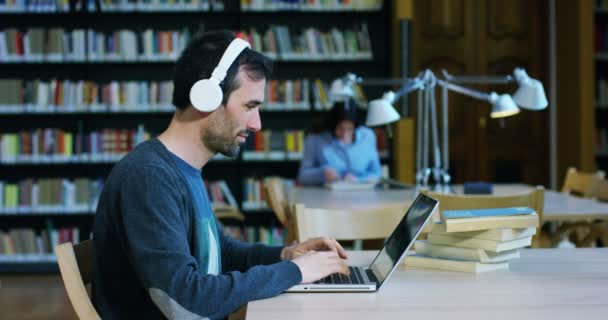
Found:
[189,79,223,112]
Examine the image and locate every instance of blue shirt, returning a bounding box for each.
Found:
[169,151,221,276]
[298,126,382,185]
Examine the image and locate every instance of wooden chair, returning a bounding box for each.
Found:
[422,186,548,247]
[55,241,248,320]
[558,168,606,247]
[594,179,608,202]
[264,178,297,244]
[55,240,100,320]
[294,203,404,242]
[561,167,605,198]
[574,179,608,247]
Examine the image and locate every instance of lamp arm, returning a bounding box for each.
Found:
[437,80,493,102]
[415,89,424,186]
[442,69,514,85]
[441,85,449,174]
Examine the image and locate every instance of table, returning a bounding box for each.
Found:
[247,249,608,320]
[291,184,608,222]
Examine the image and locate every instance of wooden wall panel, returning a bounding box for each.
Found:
[421,0,465,37]
[412,0,549,185]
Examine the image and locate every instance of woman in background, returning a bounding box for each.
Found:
[297,99,382,185]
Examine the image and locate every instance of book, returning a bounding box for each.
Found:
[404,255,509,273]
[429,222,537,241]
[427,233,532,252]
[325,181,377,191]
[414,240,520,263]
[442,207,535,219]
[440,212,539,232]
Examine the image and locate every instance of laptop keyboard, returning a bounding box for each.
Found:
[314,266,366,285]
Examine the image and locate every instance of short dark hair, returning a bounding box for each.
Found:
[172,29,273,110]
[324,99,363,135]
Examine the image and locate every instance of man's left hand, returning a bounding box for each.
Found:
[281,237,348,261]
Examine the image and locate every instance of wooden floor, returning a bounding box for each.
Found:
[0,275,78,320]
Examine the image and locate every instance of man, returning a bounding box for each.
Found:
[92,30,349,319]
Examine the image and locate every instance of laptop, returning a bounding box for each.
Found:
[286,193,438,292]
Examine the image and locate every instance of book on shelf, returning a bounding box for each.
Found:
[427,233,533,253]
[0,224,83,261]
[0,27,190,62]
[0,0,224,14]
[242,177,268,211]
[429,223,537,241]
[0,0,70,13]
[0,79,174,114]
[311,78,367,110]
[99,0,224,12]
[404,255,509,273]
[242,129,304,161]
[0,177,103,214]
[205,179,238,208]
[262,79,310,111]
[221,225,285,245]
[1,24,372,63]
[440,208,539,233]
[236,24,373,61]
[414,240,520,263]
[0,125,151,164]
[240,0,382,11]
[242,176,294,212]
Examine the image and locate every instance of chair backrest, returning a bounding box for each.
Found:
[264,178,297,243]
[55,240,100,320]
[422,186,545,229]
[592,179,608,202]
[294,203,404,242]
[561,167,606,198]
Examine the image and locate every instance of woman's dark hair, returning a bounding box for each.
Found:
[324,99,363,136]
[172,29,273,110]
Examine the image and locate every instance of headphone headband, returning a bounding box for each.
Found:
[210,38,251,83]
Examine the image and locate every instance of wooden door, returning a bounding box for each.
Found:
[411,0,548,185]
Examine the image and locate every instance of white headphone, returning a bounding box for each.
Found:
[189,38,251,112]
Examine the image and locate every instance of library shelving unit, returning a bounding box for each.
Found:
[0,0,393,272]
[595,1,608,172]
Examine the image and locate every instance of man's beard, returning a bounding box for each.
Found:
[201,120,244,158]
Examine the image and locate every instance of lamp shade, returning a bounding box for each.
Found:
[512,68,548,110]
[329,78,356,102]
[366,92,400,126]
[489,92,520,118]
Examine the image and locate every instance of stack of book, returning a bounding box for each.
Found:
[406,207,539,273]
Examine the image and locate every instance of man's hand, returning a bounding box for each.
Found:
[343,173,358,182]
[291,251,349,284]
[323,168,339,183]
[281,237,347,261]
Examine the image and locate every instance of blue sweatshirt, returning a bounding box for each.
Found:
[298,126,382,185]
[92,138,302,319]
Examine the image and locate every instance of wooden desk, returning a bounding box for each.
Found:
[292,184,608,222]
[247,249,608,320]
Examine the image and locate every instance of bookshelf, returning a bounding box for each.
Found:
[595,1,608,172]
[0,0,392,272]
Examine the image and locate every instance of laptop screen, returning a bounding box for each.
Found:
[368,193,438,287]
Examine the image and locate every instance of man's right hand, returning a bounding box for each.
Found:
[323,168,339,183]
[291,251,349,284]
